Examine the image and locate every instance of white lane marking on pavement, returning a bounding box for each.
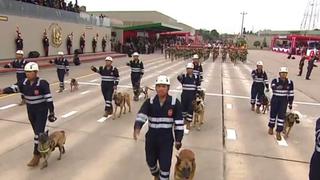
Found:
[226,90,231,94]
[226,104,233,109]
[89,79,99,82]
[184,125,190,135]
[80,90,91,95]
[226,129,237,140]
[61,111,78,118]
[97,115,112,122]
[0,104,18,110]
[277,136,288,147]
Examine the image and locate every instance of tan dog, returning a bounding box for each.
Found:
[70,78,79,92]
[192,94,205,130]
[113,92,131,119]
[283,112,300,138]
[38,130,66,169]
[174,149,196,180]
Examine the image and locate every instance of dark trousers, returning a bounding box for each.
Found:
[298,64,304,76]
[145,131,173,179]
[306,67,314,79]
[101,84,114,112]
[102,45,106,52]
[57,70,65,89]
[310,151,320,180]
[27,106,48,155]
[131,74,141,96]
[17,73,26,100]
[67,46,72,55]
[44,46,49,57]
[181,92,195,122]
[269,97,288,132]
[251,84,265,106]
[93,46,96,53]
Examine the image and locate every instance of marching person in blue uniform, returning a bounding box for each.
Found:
[268,67,294,141]
[91,56,119,117]
[0,62,56,167]
[309,117,320,180]
[49,51,69,93]
[250,61,269,114]
[133,75,184,180]
[192,54,203,84]
[177,62,201,132]
[126,52,144,101]
[3,50,29,105]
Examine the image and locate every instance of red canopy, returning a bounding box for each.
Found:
[159,31,191,36]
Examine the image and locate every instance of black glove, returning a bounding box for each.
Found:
[90,66,97,72]
[175,142,182,150]
[288,104,293,110]
[48,113,57,122]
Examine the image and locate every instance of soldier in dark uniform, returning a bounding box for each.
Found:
[66,35,72,55]
[0,62,57,167]
[102,37,107,52]
[80,34,85,53]
[297,55,307,76]
[133,75,183,180]
[91,56,119,117]
[15,33,23,51]
[3,50,29,105]
[126,52,144,101]
[92,37,97,53]
[42,33,49,57]
[306,55,318,80]
[49,52,69,93]
[309,117,320,180]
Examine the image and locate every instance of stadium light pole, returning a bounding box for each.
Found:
[240,11,248,36]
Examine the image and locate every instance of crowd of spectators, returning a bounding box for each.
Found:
[16,0,80,13]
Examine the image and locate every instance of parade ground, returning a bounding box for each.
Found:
[0,50,318,180]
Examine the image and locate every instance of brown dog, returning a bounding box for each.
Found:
[174,149,196,180]
[70,78,79,92]
[192,93,205,130]
[283,112,300,138]
[139,86,154,99]
[38,130,66,169]
[113,92,131,119]
[261,95,270,114]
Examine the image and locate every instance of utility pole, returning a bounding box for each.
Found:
[240,11,248,36]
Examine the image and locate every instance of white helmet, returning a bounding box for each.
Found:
[24,62,39,71]
[105,56,113,62]
[192,54,199,59]
[132,52,139,56]
[186,62,194,69]
[16,50,24,55]
[155,75,170,85]
[256,61,263,66]
[279,67,288,73]
[58,51,64,55]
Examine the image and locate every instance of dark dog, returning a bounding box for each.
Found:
[113,92,131,119]
[261,94,270,114]
[197,89,205,101]
[174,149,196,180]
[38,130,66,169]
[70,78,79,92]
[139,86,154,99]
[283,112,300,138]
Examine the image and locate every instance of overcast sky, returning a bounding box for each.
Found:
[81,0,310,34]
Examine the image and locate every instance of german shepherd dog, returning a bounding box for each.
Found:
[174,149,196,180]
[70,78,79,92]
[112,92,131,120]
[38,130,66,169]
[192,93,205,131]
[283,112,300,138]
[261,94,270,114]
